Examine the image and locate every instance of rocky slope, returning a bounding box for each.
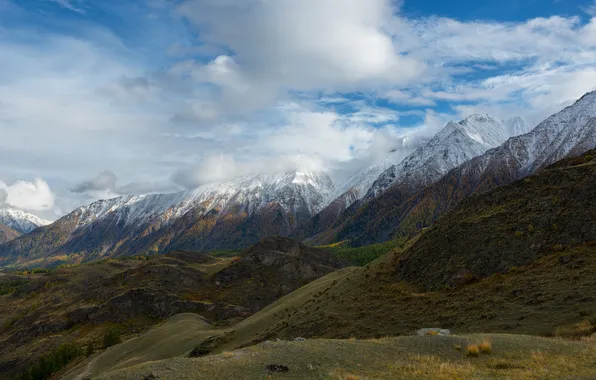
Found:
[206,236,346,311]
[0,172,334,266]
[318,91,596,246]
[293,115,528,243]
[0,207,52,234]
[0,224,19,244]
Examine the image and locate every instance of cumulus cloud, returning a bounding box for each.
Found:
[174,0,424,118]
[0,179,55,211]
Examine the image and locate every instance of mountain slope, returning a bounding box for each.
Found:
[395,149,596,290]
[0,224,20,244]
[200,149,596,349]
[323,92,596,247]
[293,115,527,243]
[0,207,52,234]
[0,172,334,266]
[365,115,528,199]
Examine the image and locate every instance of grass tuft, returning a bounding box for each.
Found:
[466,344,480,357]
[222,351,235,359]
[479,339,492,354]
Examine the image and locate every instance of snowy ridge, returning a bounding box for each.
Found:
[470,91,596,175]
[0,207,53,234]
[328,135,430,209]
[365,114,527,199]
[69,172,334,230]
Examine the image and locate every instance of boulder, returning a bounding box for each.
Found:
[417,328,450,336]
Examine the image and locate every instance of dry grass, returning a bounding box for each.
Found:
[388,355,475,380]
[222,351,235,359]
[80,334,596,380]
[466,344,480,357]
[328,370,364,380]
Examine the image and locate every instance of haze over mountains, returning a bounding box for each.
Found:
[1,92,596,267]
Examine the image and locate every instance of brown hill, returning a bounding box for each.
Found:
[205,236,347,311]
[0,237,343,378]
[0,223,19,244]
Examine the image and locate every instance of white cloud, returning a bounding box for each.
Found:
[384,90,436,106]
[176,0,424,108]
[0,179,55,211]
[2,2,596,218]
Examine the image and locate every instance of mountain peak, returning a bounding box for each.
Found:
[0,206,52,234]
[462,113,498,123]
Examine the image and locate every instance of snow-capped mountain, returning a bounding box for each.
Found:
[327,91,596,247]
[0,207,52,234]
[365,115,527,199]
[290,114,526,243]
[0,172,334,264]
[506,116,531,137]
[73,172,333,230]
[329,136,427,209]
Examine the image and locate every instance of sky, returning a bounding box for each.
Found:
[0,0,595,220]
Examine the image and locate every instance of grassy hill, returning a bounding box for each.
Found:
[0,237,344,379]
[65,325,596,379]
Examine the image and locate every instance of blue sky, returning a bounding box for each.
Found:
[0,0,595,219]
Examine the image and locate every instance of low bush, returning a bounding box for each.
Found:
[103,326,122,348]
[466,344,480,357]
[16,344,82,380]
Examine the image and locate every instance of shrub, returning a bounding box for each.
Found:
[17,344,82,380]
[103,326,122,348]
[479,339,492,354]
[554,320,596,339]
[466,344,479,357]
[454,345,462,351]
[86,342,94,356]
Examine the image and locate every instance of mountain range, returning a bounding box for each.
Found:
[1,92,595,266]
[330,90,596,247]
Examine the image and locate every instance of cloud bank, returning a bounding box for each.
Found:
[0,0,595,218]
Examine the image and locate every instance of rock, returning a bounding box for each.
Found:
[293,337,307,342]
[265,364,289,373]
[417,328,450,336]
